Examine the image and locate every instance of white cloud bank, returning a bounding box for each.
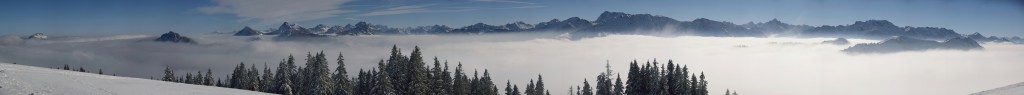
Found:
[0,34,1022,95]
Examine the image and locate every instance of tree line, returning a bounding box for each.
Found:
[157,45,733,95]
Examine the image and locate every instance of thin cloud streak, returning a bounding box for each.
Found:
[198,0,354,25]
[358,4,477,16]
[474,0,537,5]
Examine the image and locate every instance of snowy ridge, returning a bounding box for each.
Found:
[0,63,271,95]
[971,81,1024,95]
[232,11,1024,43]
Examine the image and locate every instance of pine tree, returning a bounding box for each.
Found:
[407,46,432,94]
[63,64,69,70]
[384,45,409,95]
[689,74,698,95]
[582,79,593,95]
[98,69,104,75]
[526,80,535,95]
[374,61,396,95]
[230,62,245,89]
[666,60,679,95]
[272,55,297,94]
[299,52,332,95]
[625,60,638,95]
[725,89,730,95]
[452,63,469,95]
[534,74,545,95]
[216,78,223,87]
[513,85,521,95]
[258,64,271,91]
[700,72,708,95]
[249,64,260,91]
[431,57,448,95]
[196,72,204,84]
[442,61,453,95]
[480,69,498,95]
[505,80,513,95]
[206,68,214,86]
[186,72,193,84]
[333,52,353,95]
[681,65,690,95]
[163,66,175,82]
[596,62,614,95]
[613,74,623,95]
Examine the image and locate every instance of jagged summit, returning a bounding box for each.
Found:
[233,26,263,36]
[154,31,196,44]
[27,33,47,39]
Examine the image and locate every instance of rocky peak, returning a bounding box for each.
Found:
[154,31,196,44]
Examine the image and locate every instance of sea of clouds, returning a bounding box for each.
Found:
[0,33,1022,95]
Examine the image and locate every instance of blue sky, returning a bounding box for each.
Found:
[1,0,1022,37]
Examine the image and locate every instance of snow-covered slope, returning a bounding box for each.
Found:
[0,63,271,95]
[972,82,1024,95]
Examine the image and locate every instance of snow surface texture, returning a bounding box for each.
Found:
[0,63,271,95]
[972,82,1024,95]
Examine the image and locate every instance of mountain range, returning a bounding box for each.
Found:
[230,11,1020,43]
[842,36,983,53]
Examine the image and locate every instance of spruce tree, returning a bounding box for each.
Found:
[186,72,193,84]
[481,69,498,95]
[452,63,469,95]
[163,66,175,82]
[513,85,521,95]
[196,71,204,84]
[534,74,545,95]
[582,79,593,95]
[206,69,214,86]
[525,80,535,95]
[249,64,260,91]
[725,89,730,95]
[385,45,409,95]
[613,74,623,95]
[408,46,432,94]
[301,52,332,95]
[230,62,245,89]
[625,60,638,95]
[505,80,513,95]
[442,61,453,95]
[431,57,448,95]
[98,69,103,75]
[272,55,297,94]
[681,65,690,95]
[333,52,353,95]
[700,72,708,95]
[375,61,396,95]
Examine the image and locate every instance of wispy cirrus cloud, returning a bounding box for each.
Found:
[356,3,544,16]
[358,4,476,16]
[473,0,536,5]
[198,0,354,25]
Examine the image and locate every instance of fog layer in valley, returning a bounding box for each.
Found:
[0,33,1022,95]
